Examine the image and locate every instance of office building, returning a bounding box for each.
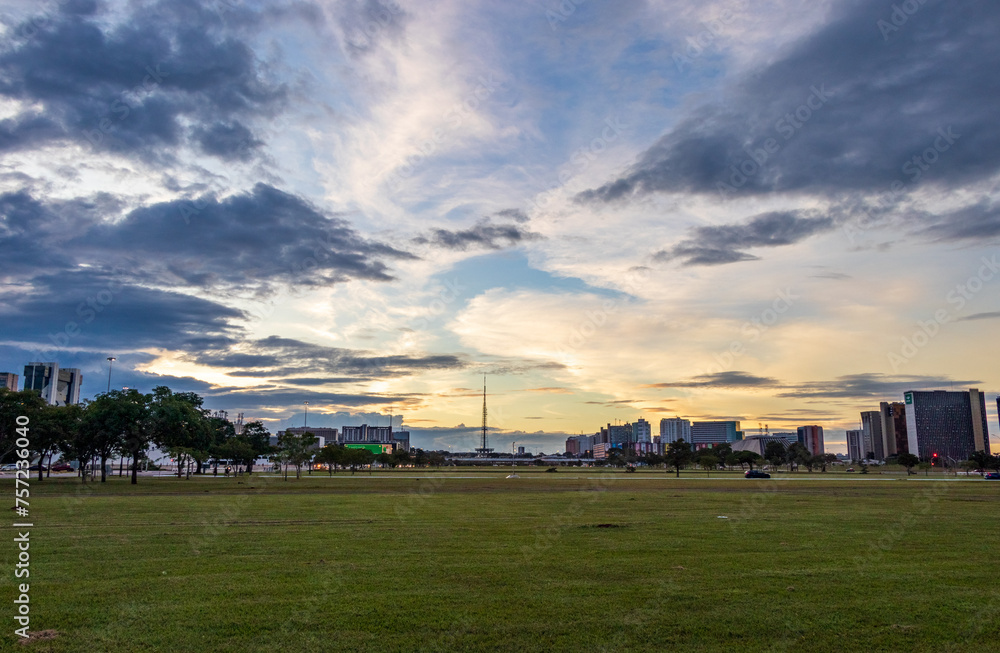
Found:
[565,435,595,456]
[393,430,411,452]
[879,401,908,456]
[0,372,18,391]
[797,425,824,456]
[23,362,82,406]
[691,421,743,448]
[771,432,798,445]
[606,423,631,447]
[846,430,864,462]
[275,427,336,449]
[341,424,393,443]
[860,411,884,460]
[659,417,692,443]
[632,418,651,443]
[904,389,990,461]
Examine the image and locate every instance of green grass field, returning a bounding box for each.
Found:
[3,469,998,652]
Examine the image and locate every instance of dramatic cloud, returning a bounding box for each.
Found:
[1,184,413,288]
[414,217,542,251]
[919,201,1000,242]
[0,0,311,160]
[646,371,779,388]
[776,374,982,400]
[190,336,468,380]
[653,211,834,266]
[579,0,1000,202]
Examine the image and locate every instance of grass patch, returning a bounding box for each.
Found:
[2,471,998,651]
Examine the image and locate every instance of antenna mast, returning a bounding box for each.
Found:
[476,375,493,457]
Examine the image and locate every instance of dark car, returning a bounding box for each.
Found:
[28,464,48,472]
[985,472,1000,480]
[745,469,771,479]
[51,463,74,472]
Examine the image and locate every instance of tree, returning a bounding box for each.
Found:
[82,392,142,482]
[391,448,412,468]
[897,452,920,475]
[314,444,344,475]
[764,441,786,470]
[736,450,763,471]
[32,404,82,481]
[697,453,719,477]
[148,387,212,479]
[712,443,733,466]
[0,388,47,460]
[238,421,272,474]
[822,453,838,472]
[664,439,692,478]
[277,431,318,479]
[785,443,810,472]
[342,447,374,474]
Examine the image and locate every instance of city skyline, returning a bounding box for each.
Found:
[2,0,1000,455]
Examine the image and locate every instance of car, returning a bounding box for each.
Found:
[50,463,74,472]
[0,463,18,471]
[745,469,771,479]
[846,467,855,472]
[28,464,48,472]
[985,472,1000,480]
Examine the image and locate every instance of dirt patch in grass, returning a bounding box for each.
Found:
[18,630,59,645]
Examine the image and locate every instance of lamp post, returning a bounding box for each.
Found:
[303,401,309,428]
[106,356,116,393]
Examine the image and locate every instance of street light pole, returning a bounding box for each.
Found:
[304,401,309,428]
[106,356,116,393]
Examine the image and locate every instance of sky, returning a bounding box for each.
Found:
[1,0,998,454]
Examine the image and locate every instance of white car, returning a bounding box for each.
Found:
[0,463,20,471]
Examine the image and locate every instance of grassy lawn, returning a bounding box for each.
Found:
[2,469,998,652]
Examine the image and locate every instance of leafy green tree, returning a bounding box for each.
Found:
[897,452,920,475]
[148,387,212,479]
[724,452,740,470]
[314,444,344,475]
[736,450,763,470]
[238,421,272,474]
[33,404,83,481]
[277,430,318,479]
[664,439,692,478]
[391,448,411,467]
[0,387,47,460]
[764,441,786,470]
[83,391,149,482]
[342,447,375,474]
[785,443,810,472]
[712,443,733,466]
[697,453,719,476]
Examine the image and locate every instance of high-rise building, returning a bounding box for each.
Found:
[632,418,651,443]
[904,389,990,461]
[860,411,884,459]
[23,362,82,406]
[846,430,864,462]
[879,401,908,456]
[341,424,392,443]
[0,372,19,391]
[659,417,692,442]
[796,425,824,456]
[606,423,631,447]
[691,421,742,448]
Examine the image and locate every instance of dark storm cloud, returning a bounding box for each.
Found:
[646,371,779,388]
[2,184,413,287]
[918,201,1000,242]
[79,183,414,286]
[188,336,468,379]
[652,211,834,266]
[0,0,308,160]
[200,388,416,409]
[578,0,1000,202]
[414,218,543,251]
[0,268,245,356]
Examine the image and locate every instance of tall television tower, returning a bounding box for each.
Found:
[475,375,493,457]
